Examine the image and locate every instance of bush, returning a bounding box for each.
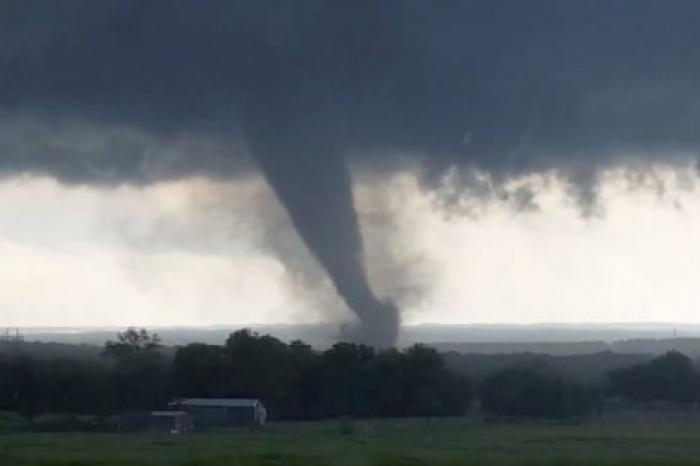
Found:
[608,351,697,404]
[479,363,592,419]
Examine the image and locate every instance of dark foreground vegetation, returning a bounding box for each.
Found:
[0,328,470,422]
[2,328,700,431]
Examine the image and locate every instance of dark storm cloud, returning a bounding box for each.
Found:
[3,0,700,346]
[5,1,700,175]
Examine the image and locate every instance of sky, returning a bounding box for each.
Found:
[3,2,700,341]
[3,166,700,327]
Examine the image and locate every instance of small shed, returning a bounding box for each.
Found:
[169,398,267,429]
[149,411,194,434]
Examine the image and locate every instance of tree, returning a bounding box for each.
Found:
[286,340,322,419]
[0,354,114,418]
[608,351,697,404]
[2,355,37,419]
[318,342,375,417]
[102,328,167,410]
[102,328,161,361]
[224,329,295,418]
[479,363,591,419]
[391,344,471,416]
[174,343,227,398]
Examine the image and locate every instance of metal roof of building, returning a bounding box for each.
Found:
[173,398,261,408]
[151,410,189,416]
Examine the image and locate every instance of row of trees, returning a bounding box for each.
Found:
[175,329,471,419]
[475,351,700,419]
[0,328,698,423]
[0,328,169,417]
[479,363,595,419]
[0,328,471,420]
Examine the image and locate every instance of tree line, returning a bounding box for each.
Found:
[0,328,698,426]
[0,328,470,421]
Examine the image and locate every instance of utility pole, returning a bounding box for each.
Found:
[0,327,24,354]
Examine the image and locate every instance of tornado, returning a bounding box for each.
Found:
[246,121,399,348]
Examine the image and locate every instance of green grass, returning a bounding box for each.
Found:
[2,412,700,465]
[0,411,29,433]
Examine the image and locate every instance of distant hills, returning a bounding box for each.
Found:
[5,322,700,356]
[431,339,700,357]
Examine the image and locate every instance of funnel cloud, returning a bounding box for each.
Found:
[246,119,399,347]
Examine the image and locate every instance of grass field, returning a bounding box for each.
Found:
[2,412,700,466]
